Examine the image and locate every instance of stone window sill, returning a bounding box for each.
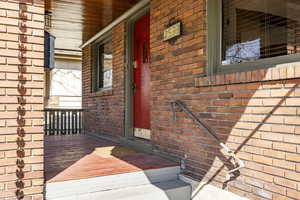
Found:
[92,88,113,97]
[195,62,300,87]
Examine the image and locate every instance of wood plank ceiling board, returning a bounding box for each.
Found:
[45,0,140,51]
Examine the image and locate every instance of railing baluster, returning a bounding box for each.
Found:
[75,111,78,134]
[62,111,65,135]
[70,111,73,135]
[78,110,82,134]
[56,110,59,135]
[51,110,54,135]
[44,110,48,135]
[60,111,63,135]
[63,111,65,135]
[72,111,75,134]
[50,111,54,135]
[67,111,70,135]
[63,111,67,135]
[47,111,49,135]
[73,111,76,134]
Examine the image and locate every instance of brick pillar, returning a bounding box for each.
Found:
[0,0,44,199]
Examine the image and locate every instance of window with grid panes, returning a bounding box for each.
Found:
[208,0,300,74]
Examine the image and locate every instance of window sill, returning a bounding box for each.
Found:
[195,61,300,87]
[92,88,113,97]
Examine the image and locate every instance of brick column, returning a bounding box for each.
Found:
[0,0,44,199]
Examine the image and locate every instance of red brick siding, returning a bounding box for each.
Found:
[82,23,126,138]
[0,0,44,199]
[150,0,300,199]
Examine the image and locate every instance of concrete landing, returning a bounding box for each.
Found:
[49,180,191,200]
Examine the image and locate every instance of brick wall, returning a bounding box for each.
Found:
[0,0,44,199]
[150,0,300,199]
[82,23,126,138]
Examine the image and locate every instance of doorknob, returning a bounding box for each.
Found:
[133,61,138,69]
[132,82,137,93]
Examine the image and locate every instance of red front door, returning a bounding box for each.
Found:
[133,14,150,138]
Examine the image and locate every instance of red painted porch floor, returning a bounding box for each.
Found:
[45,134,178,183]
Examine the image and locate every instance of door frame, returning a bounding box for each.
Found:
[125,5,150,138]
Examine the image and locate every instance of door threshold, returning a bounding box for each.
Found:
[134,128,151,140]
[86,132,153,154]
[120,136,153,153]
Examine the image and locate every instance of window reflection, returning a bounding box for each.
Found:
[222,0,300,65]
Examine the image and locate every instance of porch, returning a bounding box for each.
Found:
[44,134,178,183]
[44,134,190,199]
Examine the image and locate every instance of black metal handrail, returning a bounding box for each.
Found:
[171,100,244,180]
[44,108,83,135]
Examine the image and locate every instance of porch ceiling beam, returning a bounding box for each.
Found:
[80,0,149,49]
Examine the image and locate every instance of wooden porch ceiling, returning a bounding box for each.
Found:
[45,0,140,51]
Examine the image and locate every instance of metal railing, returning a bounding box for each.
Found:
[171,100,244,181]
[44,108,83,135]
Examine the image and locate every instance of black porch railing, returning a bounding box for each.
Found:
[44,108,83,135]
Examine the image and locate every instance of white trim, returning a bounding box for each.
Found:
[134,128,151,140]
[80,0,150,49]
[55,49,82,56]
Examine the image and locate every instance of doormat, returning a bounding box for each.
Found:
[93,146,139,158]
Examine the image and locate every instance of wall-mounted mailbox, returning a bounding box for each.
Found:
[44,31,55,70]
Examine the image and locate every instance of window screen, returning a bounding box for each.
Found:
[222,0,300,65]
[99,41,112,88]
[92,38,113,92]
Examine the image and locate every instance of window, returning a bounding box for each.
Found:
[208,0,300,74]
[92,37,113,92]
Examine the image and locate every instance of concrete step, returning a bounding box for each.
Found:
[50,180,191,200]
[46,166,181,199]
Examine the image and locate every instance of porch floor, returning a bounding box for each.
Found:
[44,134,178,183]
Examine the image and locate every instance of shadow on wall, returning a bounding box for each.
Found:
[195,82,297,198]
[152,69,300,198]
[15,1,31,199]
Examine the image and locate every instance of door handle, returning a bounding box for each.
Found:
[133,61,138,69]
[132,82,137,93]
